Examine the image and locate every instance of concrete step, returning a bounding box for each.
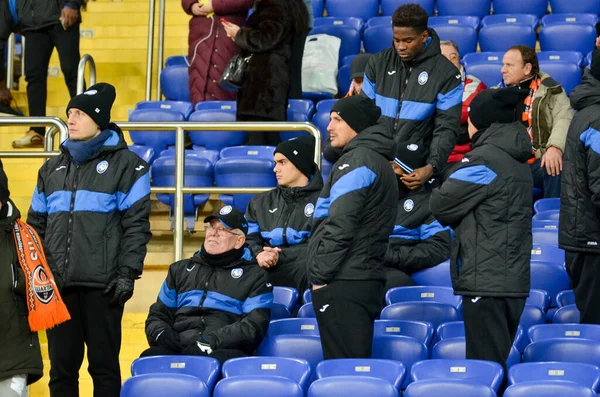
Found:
[80,25,188,39]
[82,11,188,26]
[86,0,189,13]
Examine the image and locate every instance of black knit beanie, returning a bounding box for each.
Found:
[66,83,116,131]
[468,87,529,131]
[0,160,9,205]
[331,96,382,134]
[274,135,316,178]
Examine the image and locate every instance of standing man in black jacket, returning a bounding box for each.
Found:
[245,135,323,292]
[431,88,532,392]
[560,49,600,325]
[12,0,82,148]
[308,96,398,359]
[27,83,152,397]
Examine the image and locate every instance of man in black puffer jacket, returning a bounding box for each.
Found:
[246,135,323,292]
[308,96,398,359]
[431,87,532,393]
[27,83,151,397]
[144,206,272,364]
[559,49,600,325]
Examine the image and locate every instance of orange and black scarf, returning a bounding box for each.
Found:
[521,75,542,164]
[12,219,70,331]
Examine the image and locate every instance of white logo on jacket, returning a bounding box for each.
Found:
[387,71,396,75]
[461,157,470,163]
[269,208,278,214]
[403,199,414,212]
[407,144,419,151]
[304,203,315,217]
[338,164,350,170]
[96,161,109,174]
[231,268,243,279]
[418,71,429,85]
[84,89,97,95]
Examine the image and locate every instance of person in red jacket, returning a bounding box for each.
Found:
[182,0,254,104]
[440,40,486,166]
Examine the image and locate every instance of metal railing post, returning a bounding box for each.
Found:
[155,0,166,100]
[76,54,97,95]
[20,37,25,81]
[174,126,185,262]
[145,0,156,101]
[6,33,15,89]
[0,117,68,158]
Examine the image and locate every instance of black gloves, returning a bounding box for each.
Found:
[182,338,213,356]
[103,268,137,305]
[156,328,182,353]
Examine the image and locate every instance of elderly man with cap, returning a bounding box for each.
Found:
[308,95,398,359]
[560,49,600,325]
[431,87,533,392]
[27,82,152,397]
[245,135,323,292]
[144,205,273,364]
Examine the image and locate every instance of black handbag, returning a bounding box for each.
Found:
[219,54,252,92]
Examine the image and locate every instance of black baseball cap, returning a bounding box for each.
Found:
[204,205,249,235]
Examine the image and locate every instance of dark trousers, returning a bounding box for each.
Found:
[384,268,416,293]
[312,280,384,359]
[47,287,124,397]
[566,251,600,324]
[463,296,525,395]
[288,34,307,99]
[139,346,247,366]
[530,159,561,198]
[268,260,309,293]
[24,23,80,135]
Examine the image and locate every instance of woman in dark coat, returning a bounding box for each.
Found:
[223,0,309,145]
[182,0,254,104]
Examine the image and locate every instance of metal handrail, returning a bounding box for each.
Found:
[0,117,68,156]
[5,33,16,89]
[145,0,156,101]
[155,0,166,100]
[76,54,97,95]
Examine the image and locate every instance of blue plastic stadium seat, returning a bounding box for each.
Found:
[532,229,559,245]
[540,23,597,56]
[381,302,461,330]
[272,287,299,313]
[282,103,313,141]
[553,304,581,323]
[309,26,361,66]
[160,148,220,165]
[188,110,247,151]
[374,320,434,345]
[429,16,481,30]
[493,0,548,17]
[317,359,406,390]
[363,25,393,54]
[542,13,599,27]
[436,321,465,341]
[270,303,292,321]
[529,323,600,343]
[533,210,560,222]
[311,112,331,142]
[539,61,582,95]
[412,259,452,287]
[404,378,496,397]
[537,51,584,67]
[312,0,324,18]
[128,145,156,164]
[256,334,324,374]
[514,326,528,353]
[337,63,351,95]
[385,286,461,309]
[556,290,575,307]
[214,376,303,397]
[313,17,364,32]
[463,52,505,88]
[519,305,546,333]
[341,54,357,66]
[321,156,333,180]
[534,198,560,213]
[121,373,209,397]
[549,0,600,14]
[195,101,236,112]
[165,56,188,67]
[219,146,275,160]
[432,337,466,360]
[222,357,311,392]
[161,66,190,102]
[297,302,316,318]
[479,24,536,52]
[509,362,600,392]
[366,16,392,28]
[532,220,558,230]
[371,335,428,388]
[308,376,399,397]
[430,24,478,55]
[316,99,338,114]
[481,14,539,28]
[530,261,570,306]
[302,91,334,103]
[288,99,315,118]
[526,290,550,312]
[411,359,504,392]
[504,381,596,397]
[131,356,219,391]
[436,0,491,17]
[128,109,183,155]
[325,0,379,20]
[135,101,194,119]
[303,289,312,304]
[523,339,600,366]
[266,318,320,338]
[381,0,435,16]
[530,243,565,265]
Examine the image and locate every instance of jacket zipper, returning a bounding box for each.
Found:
[394,66,412,131]
[198,266,216,332]
[65,165,80,278]
[282,188,298,246]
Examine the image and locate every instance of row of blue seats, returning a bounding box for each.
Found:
[311,0,600,20]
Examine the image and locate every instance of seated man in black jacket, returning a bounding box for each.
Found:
[385,143,451,291]
[308,96,398,359]
[245,135,323,292]
[431,87,532,393]
[143,206,273,364]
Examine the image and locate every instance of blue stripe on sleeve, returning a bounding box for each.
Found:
[242,292,273,313]
[362,74,376,99]
[581,127,600,155]
[375,94,400,118]
[436,83,464,111]
[260,228,284,246]
[313,166,377,219]
[389,225,420,240]
[116,173,151,211]
[242,248,252,261]
[286,228,310,245]
[204,291,243,315]
[399,101,436,121]
[420,220,451,240]
[74,190,117,213]
[46,191,72,214]
[176,290,204,309]
[158,281,177,308]
[247,221,260,235]
[449,165,497,185]
[31,188,47,214]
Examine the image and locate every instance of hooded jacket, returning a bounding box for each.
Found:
[559,71,600,253]
[145,248,272,353]
[0,200,43,385]
[245,168,324,291]
[16,0,82,32]
[307,123,398,285]
[27,125,152,288]
[431,122,533,297]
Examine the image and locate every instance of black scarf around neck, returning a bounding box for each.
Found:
[200,245,245,268]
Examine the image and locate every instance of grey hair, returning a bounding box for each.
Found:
[440,40,460,55]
